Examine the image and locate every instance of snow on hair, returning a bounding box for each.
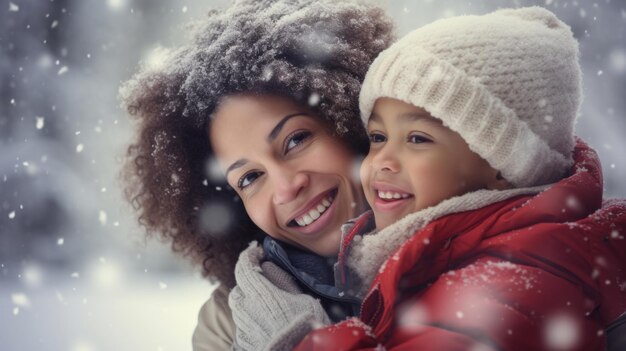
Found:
[119,0,394,287]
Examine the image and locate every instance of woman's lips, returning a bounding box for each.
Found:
[287,188,338,235]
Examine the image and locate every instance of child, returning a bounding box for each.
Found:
[232,7,626,350]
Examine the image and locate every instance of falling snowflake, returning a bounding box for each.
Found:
[199,202,233,235]
[143,46,171,71]
[205,157,225,182]
[544,313,580,350]
[72,340,96,351]
[566,195,582,211]
[11,293,31,308]
[98,210,107,225]
[107,0,125,10]
[23,264,42,287]
[308,92,321,106]
[36,116,45,129]
[609,49,626,73]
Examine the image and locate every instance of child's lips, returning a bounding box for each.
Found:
[376,189,413,200]
[373,194,413,212]
[371,182,414,212]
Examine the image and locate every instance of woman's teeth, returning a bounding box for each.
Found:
[295,196,333,227]
[377,190,411,200]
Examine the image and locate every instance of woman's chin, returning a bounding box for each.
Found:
[309,242,341,257]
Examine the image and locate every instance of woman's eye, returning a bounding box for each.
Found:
[238,171,263,189]
[368,132,386,143]
[284,130,312,153]
[408,134,432,144]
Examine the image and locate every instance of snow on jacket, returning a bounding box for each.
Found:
[293,140,626,351]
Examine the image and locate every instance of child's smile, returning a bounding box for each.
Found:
[372,181,414,212]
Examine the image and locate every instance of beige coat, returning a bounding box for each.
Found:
[192,284,235,351]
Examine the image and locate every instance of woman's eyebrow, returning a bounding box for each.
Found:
[225,158,249,178]
[267,113,310,142]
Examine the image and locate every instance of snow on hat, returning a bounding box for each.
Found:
[359,6,582,187]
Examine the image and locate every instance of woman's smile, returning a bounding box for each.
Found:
[287,188,336,228]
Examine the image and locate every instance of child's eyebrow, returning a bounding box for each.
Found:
[369,111,431,122]
[369,111,435,125]
[399,112,432,122]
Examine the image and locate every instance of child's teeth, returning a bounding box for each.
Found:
[378,190,409,200]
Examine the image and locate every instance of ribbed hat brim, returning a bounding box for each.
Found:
[359,47,572,187]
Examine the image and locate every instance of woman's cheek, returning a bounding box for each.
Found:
[245,200,273,235]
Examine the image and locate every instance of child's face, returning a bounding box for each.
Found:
[361,97,506,229]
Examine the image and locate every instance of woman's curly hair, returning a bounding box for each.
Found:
[120,0,394,288]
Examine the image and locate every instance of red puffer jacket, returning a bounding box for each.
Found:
[294,140,626,351]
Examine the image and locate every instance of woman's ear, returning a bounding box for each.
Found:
[487,171,514,190]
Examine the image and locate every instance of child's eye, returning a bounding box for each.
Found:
[408,134,432,144]
[238,170,263,189]
[284,130,312,154]
[368,132,386,143]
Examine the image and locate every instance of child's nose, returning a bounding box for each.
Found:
[372,145,401,173]
[272,170,310,205]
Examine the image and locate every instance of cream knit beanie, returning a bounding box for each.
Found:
[359,7,582,187]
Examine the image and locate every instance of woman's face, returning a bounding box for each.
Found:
[210,94,367,256]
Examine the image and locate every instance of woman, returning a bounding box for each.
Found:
[120,0,394,349]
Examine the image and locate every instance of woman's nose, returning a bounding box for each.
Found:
[272,170,310,205]
[371,144,400,173]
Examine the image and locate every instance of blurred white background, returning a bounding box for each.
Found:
[1,0,624,350]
